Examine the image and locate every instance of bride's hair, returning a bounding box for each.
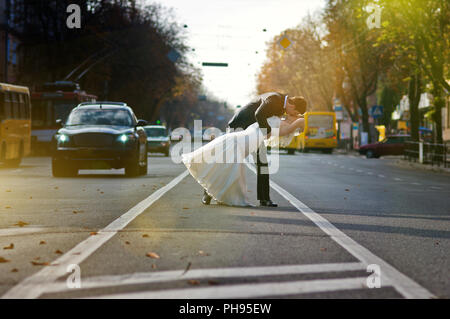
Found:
[288,96,307,114]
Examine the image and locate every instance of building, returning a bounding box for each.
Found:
[0,0,20,83]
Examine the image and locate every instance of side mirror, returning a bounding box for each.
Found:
[136,119,148,127]
[56,119,63,128]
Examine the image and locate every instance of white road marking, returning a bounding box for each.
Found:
[43,262,365,294]
[367,172,373,175]
[90,277,370,299]
[411,182,421,186]
[356,169,363,173]
[430,186,442,190]
[378,174,385,178]
[1,170,190,299]
[394,178,402,181]
[0,227,47,237]
[246,164,434,299]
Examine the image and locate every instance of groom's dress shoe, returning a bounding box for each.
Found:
[260,200,277,207]
[202,192,212,205]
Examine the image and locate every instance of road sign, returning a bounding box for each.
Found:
[370,105,383,119]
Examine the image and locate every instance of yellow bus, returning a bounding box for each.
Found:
[0,83,31,167]
[298,111,337,154]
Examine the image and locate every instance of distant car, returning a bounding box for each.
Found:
[144,125,170,156]
[358,135,410,158]
[52,102,148,177]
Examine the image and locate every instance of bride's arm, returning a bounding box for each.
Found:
[279,117,304,137]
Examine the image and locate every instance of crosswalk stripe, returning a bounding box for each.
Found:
[42,262,366,294]
[89,277,371,299]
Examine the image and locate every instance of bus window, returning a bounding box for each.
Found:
[19,94,27,119]
[4,92,12,119]
[0,92,3,120]
[11,92,20,119]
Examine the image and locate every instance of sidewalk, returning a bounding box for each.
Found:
[393,158,450,175]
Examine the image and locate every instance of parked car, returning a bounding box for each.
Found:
[52,102,148,177]
[144,125,170,156]
[358,134,410,158]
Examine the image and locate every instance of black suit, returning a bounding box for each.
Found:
[228,92,286,201]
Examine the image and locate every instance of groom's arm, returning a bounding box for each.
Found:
[255,95,282,136]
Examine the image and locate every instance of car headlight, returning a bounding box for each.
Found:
[57,134,69,143]
[118,133,136,143]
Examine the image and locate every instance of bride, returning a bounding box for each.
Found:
[181,113,304,207]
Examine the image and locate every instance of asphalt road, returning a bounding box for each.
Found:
[0,151,448,299]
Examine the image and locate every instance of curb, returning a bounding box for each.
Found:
[393,159,450,175]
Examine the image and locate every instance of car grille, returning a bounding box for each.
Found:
[73,133,114,147]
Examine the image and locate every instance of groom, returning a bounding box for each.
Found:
[202,92,307,207]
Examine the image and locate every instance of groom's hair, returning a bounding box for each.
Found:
[288,96,307,114]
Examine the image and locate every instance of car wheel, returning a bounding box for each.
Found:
[366,150,376,158]
[52,159,77,177]
[125,151,140,177]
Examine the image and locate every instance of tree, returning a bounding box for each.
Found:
[12,0,200,121]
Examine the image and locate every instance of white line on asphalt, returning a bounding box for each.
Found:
[1,170,190,299]
[394,178,402,181]
[0,227,47,237]
[89,277,370,299]
[378,174,385,178]
[367,172,373,175]
[246,164,435,299]
[430,186,442,190]
[356,169,363,173]
[42,262,366,294]
[411,182,421,186]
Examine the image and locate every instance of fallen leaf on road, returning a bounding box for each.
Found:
[146,252,160,259]
[345,189,350,192]
[72,210,84,214]
[100,192,104,194]
[250,212,256,215]
[29,196,32,199]
[5,190,11,192]
[151,264,157,269]
[5,206,12,209]
[31,261,49,266]
[3,243,14,250]
[90,232,98,236]
[11,268,18,272]
[198,250,210,256]
[183,207,189,210]
[55,250,63,254]
[187,280,200,285]
[39,241,46,245]
[54,187,58,190]
[320,248,327,252]
[125,241,130,245]
[14,221,28,227]
[208,280,219,286]
[0,257,10,263]
[142,234,149,238]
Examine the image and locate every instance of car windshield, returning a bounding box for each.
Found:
[66,109,134,126]
[145,127,167,137]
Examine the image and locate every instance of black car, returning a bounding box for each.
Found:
[52,102,148,177]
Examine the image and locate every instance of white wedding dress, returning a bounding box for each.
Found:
[181,116,296,206]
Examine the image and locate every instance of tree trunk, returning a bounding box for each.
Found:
[359,96,371,143]
[432,86,444,144]
[408,72,421,142]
